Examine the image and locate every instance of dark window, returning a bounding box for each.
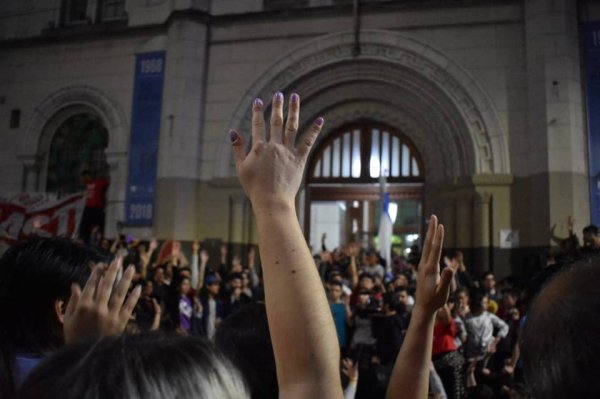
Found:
[10,109,21,129]
[47,113,109,195]
[62,0,89,24]
[100,0,126,21]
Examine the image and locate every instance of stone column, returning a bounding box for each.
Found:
[521,0,589,248]
[154,17,209,239]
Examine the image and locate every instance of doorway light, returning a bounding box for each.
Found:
[388,202,398,224]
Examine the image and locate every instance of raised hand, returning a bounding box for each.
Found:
[415,215,456,316]
[341,358,359,382]
[192,239,200,254]
[64,257,141,344]
[230,93,323,214]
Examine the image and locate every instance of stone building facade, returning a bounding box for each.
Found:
[0,0,597,277]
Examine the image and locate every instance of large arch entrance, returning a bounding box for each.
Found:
[306,122,424,255]
[219,30,513,274]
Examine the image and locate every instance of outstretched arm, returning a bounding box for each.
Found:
[231,92,342,399]
[386,215,456,399]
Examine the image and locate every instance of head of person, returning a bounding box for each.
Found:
[357,289,372,306]
[501,288,519,309]
[16,333,249,399]
[228,273,242,291]
[215,302,277,399]
[358,272,374,291]
[521,258,600,399]
[367,251,379,267]
[231,256,243,273]
[328,270,342,284]
[99,238,110,252]
[455,250,464,264]
[240,271,250,288]
[0,237,106,396]
[328,280,343,302]
[482,272,496,291]
[153,266,165,284]
[470,292,488,315]
[205,274,221,296]
[395,287,410,308]
[455,288,470,307]
[394,273,409,289]
[179,266,192,280]
[179,277,191,296]
[0,237,106,352]
[142,280,154,298]
[583,224,599,249]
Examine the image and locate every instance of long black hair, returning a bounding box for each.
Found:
[16,333,249,399]
[0,237,106,397]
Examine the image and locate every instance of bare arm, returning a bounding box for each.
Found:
[386,216,456,399]
[231,93,342,399]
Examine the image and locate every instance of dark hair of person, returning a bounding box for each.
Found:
[16,333,249,399]
[215,302,278,399]
[521,257,600,399]
[583,224,598,236]
[469,292,486,314]
[359,272,375,282]
[0,237,107,397]
[328,280,343,288]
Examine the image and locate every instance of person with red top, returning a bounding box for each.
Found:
[79,170,109,243]
[432,303,466,399]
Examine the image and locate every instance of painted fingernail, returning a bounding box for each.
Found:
[229,130,239,143]
[254,98,263,107]
[315,117,324,126]
[274,92,283,101]
[290,93,299,103]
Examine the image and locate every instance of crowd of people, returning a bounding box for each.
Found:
[1,92,600,399]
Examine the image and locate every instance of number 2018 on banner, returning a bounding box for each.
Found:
[129,204,153,220]
[140,59,163,74]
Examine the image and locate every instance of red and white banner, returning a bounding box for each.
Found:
[0,193,85,247]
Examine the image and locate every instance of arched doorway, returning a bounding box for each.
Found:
[305,122,424,255]
[46,113,109,195]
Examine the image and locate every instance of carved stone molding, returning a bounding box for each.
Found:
[215,29,509,180]
[21,85,128,159]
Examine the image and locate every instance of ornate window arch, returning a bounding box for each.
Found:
[307,122,424,184]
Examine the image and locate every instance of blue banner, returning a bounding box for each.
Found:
[125,52,165,225]
[583,23,600,226]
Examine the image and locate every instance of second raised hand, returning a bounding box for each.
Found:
[229,92,324,214]
[63,257,141,344]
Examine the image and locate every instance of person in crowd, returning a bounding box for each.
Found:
[176,277,194,335]
[16,333,249,399]
[454,251,475,291]
[481,272,501,304]
[199,274,224,340]
[432,303,465,399]
[133,279,161,332]
[362,250,386,279]
[521,256,600,399]
[464,292,509,389]
[449,291,468,354]
[0,238,139,397]
[372,291,411,367]
[582,224,600,254]
[222,273,251,317]
[215,302,278,399]
[328,280,352,351]
[152,266,170,306]
[78,170,109,243]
